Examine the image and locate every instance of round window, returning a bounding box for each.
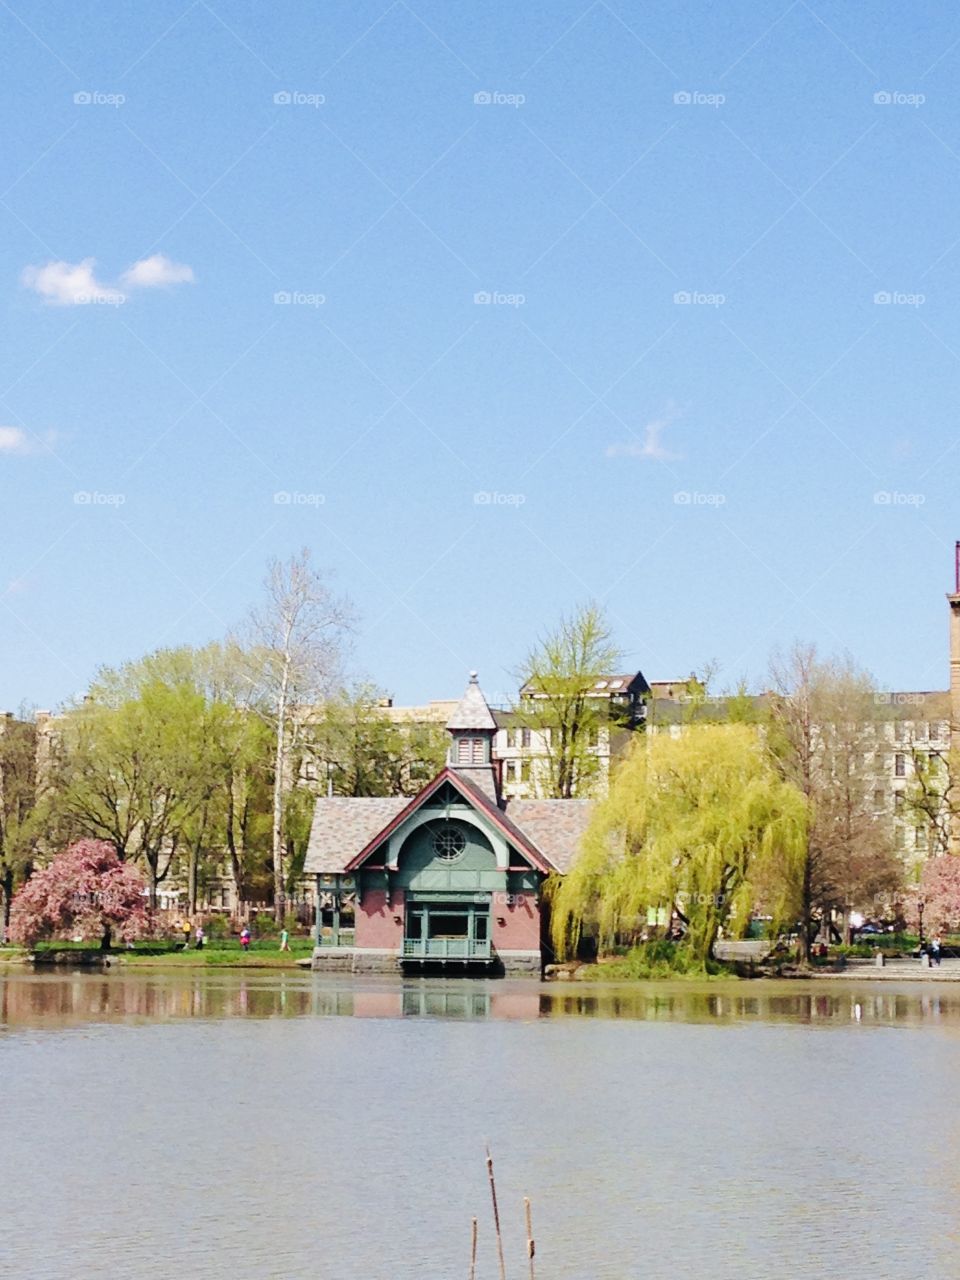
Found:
[432,825,467,862]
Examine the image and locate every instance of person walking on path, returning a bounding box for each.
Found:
[240,926,251,952]
[932,934,942,966]
[181,918,191,951]
[279,927,290,952]
[195,924,205,950]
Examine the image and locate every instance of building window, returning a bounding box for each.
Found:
[432,825,466,862]
[507,728,518,749]
[895,721,908,743]
[916,721,928,741]
[520,760,532,783]
[457,737,485,765]
[895,753,906,777]
[521,727,532,748]
[873,789,884,809]
[894,791,904,813]
[916,826,928,851]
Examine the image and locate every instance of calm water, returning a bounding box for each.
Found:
[3,970,960,1280]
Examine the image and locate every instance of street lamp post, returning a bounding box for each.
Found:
[918,899,926,948]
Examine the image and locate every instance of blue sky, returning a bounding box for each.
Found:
[2,0,960,711]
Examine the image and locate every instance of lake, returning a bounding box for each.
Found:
[2,968,959,1279]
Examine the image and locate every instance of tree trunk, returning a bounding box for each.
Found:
[187,844,198,917]
[797,852,813,967]
[0,865,11,945]
[272,665,289,924]
[100,925,112,952]
[226,787,246,914]
[147,857,159,912]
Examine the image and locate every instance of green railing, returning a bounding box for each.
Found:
[402,937,492,961]
[316,928,355,949]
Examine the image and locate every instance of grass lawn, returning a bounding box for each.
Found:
[13,936,316,970]
[118,952,309,967]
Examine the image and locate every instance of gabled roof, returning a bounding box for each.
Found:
[520,671,649,698]
[504,799,594,873]
[341,766,555,874]
[446,672,497,731]
[304,797,409,874]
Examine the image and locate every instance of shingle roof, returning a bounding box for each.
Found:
[303,777,594,878]
[446,672,498,731]
[504,799,594,873]
[303,796,409,873]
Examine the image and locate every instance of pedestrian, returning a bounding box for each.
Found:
[932,934,942,966]
[195,923,205,950]
[181,918,191,951]
[279,927,290,952]
[240,926,251,952]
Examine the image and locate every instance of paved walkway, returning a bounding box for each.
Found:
[818,957,960,980]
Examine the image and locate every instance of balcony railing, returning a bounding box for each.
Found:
[316,928,355,949]
[402,936,492,961]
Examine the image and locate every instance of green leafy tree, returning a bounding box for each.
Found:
[309,683,448,796]
[50,678,212,906]
[51,644,276,914]
[550,723,807,967]
[515,602,622,798]
[0,712,39,943]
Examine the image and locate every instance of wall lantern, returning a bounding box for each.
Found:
[393,913,402,924]
[497,916,506,927]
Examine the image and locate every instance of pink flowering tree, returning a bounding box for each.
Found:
[9,839,151,950]
[902,856,960,934]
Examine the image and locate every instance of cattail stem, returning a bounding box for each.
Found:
[486,1145,507,1280]
[469,1216,478,1280]
[524,1196,535,1279]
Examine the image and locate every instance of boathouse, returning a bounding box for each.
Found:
[305,673,591,975]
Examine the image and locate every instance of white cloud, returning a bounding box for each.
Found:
[0,426,31,454]
[22,252,194,305]
[606,403,684,461]
[0,426,58,456]
[21,258,124,306]
[120,253,195,289]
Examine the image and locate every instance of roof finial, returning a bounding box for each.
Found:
[469,669,478,682]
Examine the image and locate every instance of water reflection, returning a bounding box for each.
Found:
[3,969,960,1031]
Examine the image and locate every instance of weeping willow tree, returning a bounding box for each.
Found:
[550,724,808,966]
